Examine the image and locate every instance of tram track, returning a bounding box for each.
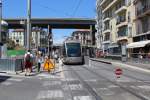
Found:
[67,66,103,100]
[81,63,150,100]
[91,60,150,84]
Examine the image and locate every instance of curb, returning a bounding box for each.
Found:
[90,58,150,74]
[90,58,112,64]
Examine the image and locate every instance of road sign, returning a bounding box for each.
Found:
[115,68,123,78]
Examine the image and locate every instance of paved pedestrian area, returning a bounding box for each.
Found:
[0,63,66,100]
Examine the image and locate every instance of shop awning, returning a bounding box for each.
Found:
[127,40,150,48]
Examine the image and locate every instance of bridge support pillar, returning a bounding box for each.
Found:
[47,25,53,58]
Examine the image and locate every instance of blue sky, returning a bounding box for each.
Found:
[3,0,96,44]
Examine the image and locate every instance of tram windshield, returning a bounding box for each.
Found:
[66,43,81,57]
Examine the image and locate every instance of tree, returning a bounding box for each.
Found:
[7,38,16,50]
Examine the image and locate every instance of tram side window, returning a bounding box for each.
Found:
[62,44,66,56]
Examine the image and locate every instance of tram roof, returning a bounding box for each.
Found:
[64,40,81,43]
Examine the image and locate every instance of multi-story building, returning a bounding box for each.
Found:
[9,29,25,46]
[127,0,150,54]
[96,0,135,57]
[71,30,94,56]
[96,0,103,49]
[9,28,48,49]
[72,30,91,46]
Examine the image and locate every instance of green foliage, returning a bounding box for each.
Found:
[7,38,16,50]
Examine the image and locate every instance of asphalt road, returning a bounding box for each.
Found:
[0,59,150,100]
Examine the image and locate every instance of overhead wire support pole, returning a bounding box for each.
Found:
[47,25,50,57]
[0,0,2,43]
[27,0,31,50]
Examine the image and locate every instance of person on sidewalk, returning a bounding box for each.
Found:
[36,51,43,73]
[24,50,33,76]
[43,56,55,73]
[59,56,63,67]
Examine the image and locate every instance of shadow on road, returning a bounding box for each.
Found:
[0,75,11,83]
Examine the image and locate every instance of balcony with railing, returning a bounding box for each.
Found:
[103,24,111,34]
[103,33,110,43]
[103,11,112,22]
[117,26,128,41]
[115,0,127,14]
[136,4,150,18]
[96,0,103,8]
[116,15,126,24]
[102,0,118,13]
[116,15,128,28]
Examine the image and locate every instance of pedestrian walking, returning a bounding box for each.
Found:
[36,51,43,73]
[54,53,59,63]
[24,50,33,76]
[43,56,55,73]
[59,56,63,67]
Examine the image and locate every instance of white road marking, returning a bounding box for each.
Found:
[69,84,83,90]
[60,65,65,79]
[37,73,60,79]
[37,90,63,99]
[97,88,114,96]
[74,96,94,100]
[108,85,119,88]
[7,78,23,82]
[138,85,150,90]
[1,82,12,86]
[84,79,97,82]
[43,81,61,86]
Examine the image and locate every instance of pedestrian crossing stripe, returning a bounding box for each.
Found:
[1,82,12,86]
[7,78,23,82]
[74,96,94,100]
[43,81,61,86]
[37,90,63,99]
[69,84,83,90]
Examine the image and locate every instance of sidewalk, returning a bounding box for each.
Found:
[90,58,150,71]
[0,63,61,77]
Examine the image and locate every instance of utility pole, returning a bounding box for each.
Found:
[47,25,50,57]
[0,0,2,43]
[27,0,31,50]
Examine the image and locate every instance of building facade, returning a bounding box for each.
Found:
[96,0,135,57]
[126,0,150,58]
[72,30,91,46]
[9,28,48,49]
[9,29,25,46]
[71,30,95,56]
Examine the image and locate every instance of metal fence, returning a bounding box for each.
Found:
[128,53,150,64]
[0,58,24,72]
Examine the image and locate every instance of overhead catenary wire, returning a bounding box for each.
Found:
[72,0,82,17]
[34,0,72,17]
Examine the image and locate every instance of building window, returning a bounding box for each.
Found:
[128,26,132,37]
[104,33,110,41]
[127,0,131,6]
[118,26,128,37]
[142,17,149,33]
[128,12,131,22]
